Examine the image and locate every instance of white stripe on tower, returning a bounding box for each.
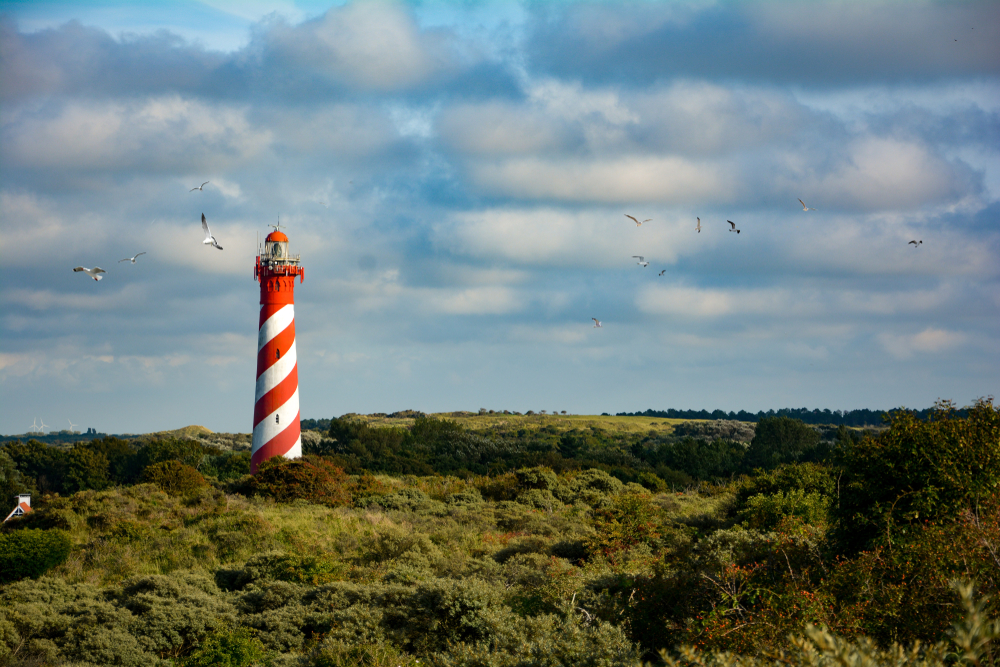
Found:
[251,303,302,473]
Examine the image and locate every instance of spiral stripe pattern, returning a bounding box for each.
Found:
[251,303,301,473]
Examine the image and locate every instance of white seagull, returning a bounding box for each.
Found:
[202,213,223,250]
[696,217,701,233]
[798,199,817,211]
[659,269,666,276]
[190,181,210,192]
[626,214,651,227]
[119,252,147,264]
[73,266,106,281]
[909,240,923,247]
[592,318,602,328]
[728,220,740,234]
[633,255,649,267]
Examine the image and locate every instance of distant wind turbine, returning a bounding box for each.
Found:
[68,418,80,434]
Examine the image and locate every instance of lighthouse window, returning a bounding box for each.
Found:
[276,414,280,424]
[276,348,280,360]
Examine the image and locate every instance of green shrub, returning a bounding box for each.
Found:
[184,626,271,667]
[743,416,821,471]
[250,456,350,506]
[142,460,208,496]
[305,639,417,667]
[738,489,831,530]
[833,398,1000,554]
[587,493,660,560]
[0,528,72,583]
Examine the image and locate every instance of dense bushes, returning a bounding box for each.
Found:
[833,398,1000,554]
[0,528,72,583]
[142,460,209,495]
[2,403,998,665]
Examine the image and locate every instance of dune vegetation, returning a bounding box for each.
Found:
[0,400,998,666]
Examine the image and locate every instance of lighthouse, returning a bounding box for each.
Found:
[252,225,305,474]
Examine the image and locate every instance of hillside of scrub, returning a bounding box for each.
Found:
[0,400,998,666]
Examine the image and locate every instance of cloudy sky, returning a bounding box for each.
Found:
[1,0,998,435]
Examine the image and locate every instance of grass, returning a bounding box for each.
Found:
[349,412,698,436]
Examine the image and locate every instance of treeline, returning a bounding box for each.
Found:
[616,405,968,425]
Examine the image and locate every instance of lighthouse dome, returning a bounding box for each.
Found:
[265,230,289,243]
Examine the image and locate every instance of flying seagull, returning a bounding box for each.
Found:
[202,213,223,250]
[626,214,651,227]
[696,217,701,233]
[658,269,666,276]
[633,255,649,267]
[592,318,602,328]
[798,199,817,211]
[119,252,146,264]
[190,181,209,192]
[73,266,106,281]
[909,240,923,247]
[728,221,740,234]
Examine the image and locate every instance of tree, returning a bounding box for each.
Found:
[832,398,1000,554]
[0,528,72,583]
[142,460,209,496]
[250,455,350,505]
[743,416,820,471]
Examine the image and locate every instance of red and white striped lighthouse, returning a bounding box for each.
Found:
[252,225,305,474]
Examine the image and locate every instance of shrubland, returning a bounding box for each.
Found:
[0,399,996,666]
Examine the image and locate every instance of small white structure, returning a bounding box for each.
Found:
[4,494,31,522]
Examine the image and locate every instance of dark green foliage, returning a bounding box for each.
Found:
[743,416,821,471]
[0,528,72,582]
[0,447,36,500]
[650,437,746,480]
[116,572,235,658]
[833,398,1000,554]
[142,460,209,496]
[201,451,252,481]
[183,626,271,667]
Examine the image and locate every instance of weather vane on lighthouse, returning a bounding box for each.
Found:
[252,224,305,474]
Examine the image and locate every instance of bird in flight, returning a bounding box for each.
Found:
[119,252,146,264]
[909,240,923,247]
[798,199,817,211]
[73,266,106,281]
[696,217,701,233]
[728,221,740,234]
[592,318,602,328]
[658,269,666,276]
[626,214,651,227]
[202,213,223,250]
[190,181,209,192]
[633,256,649,267]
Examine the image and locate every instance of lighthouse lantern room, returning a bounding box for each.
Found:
[252,225,305,474]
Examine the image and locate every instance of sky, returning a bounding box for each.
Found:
[1,0,998,435]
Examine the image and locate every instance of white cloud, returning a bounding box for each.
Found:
[264,1,455,91]
[2,96,271,172]
[467,156,732,203]
[878,327,967,359]
[437,207,702,267]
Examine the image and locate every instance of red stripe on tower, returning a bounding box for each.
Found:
[252,226,305,474]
